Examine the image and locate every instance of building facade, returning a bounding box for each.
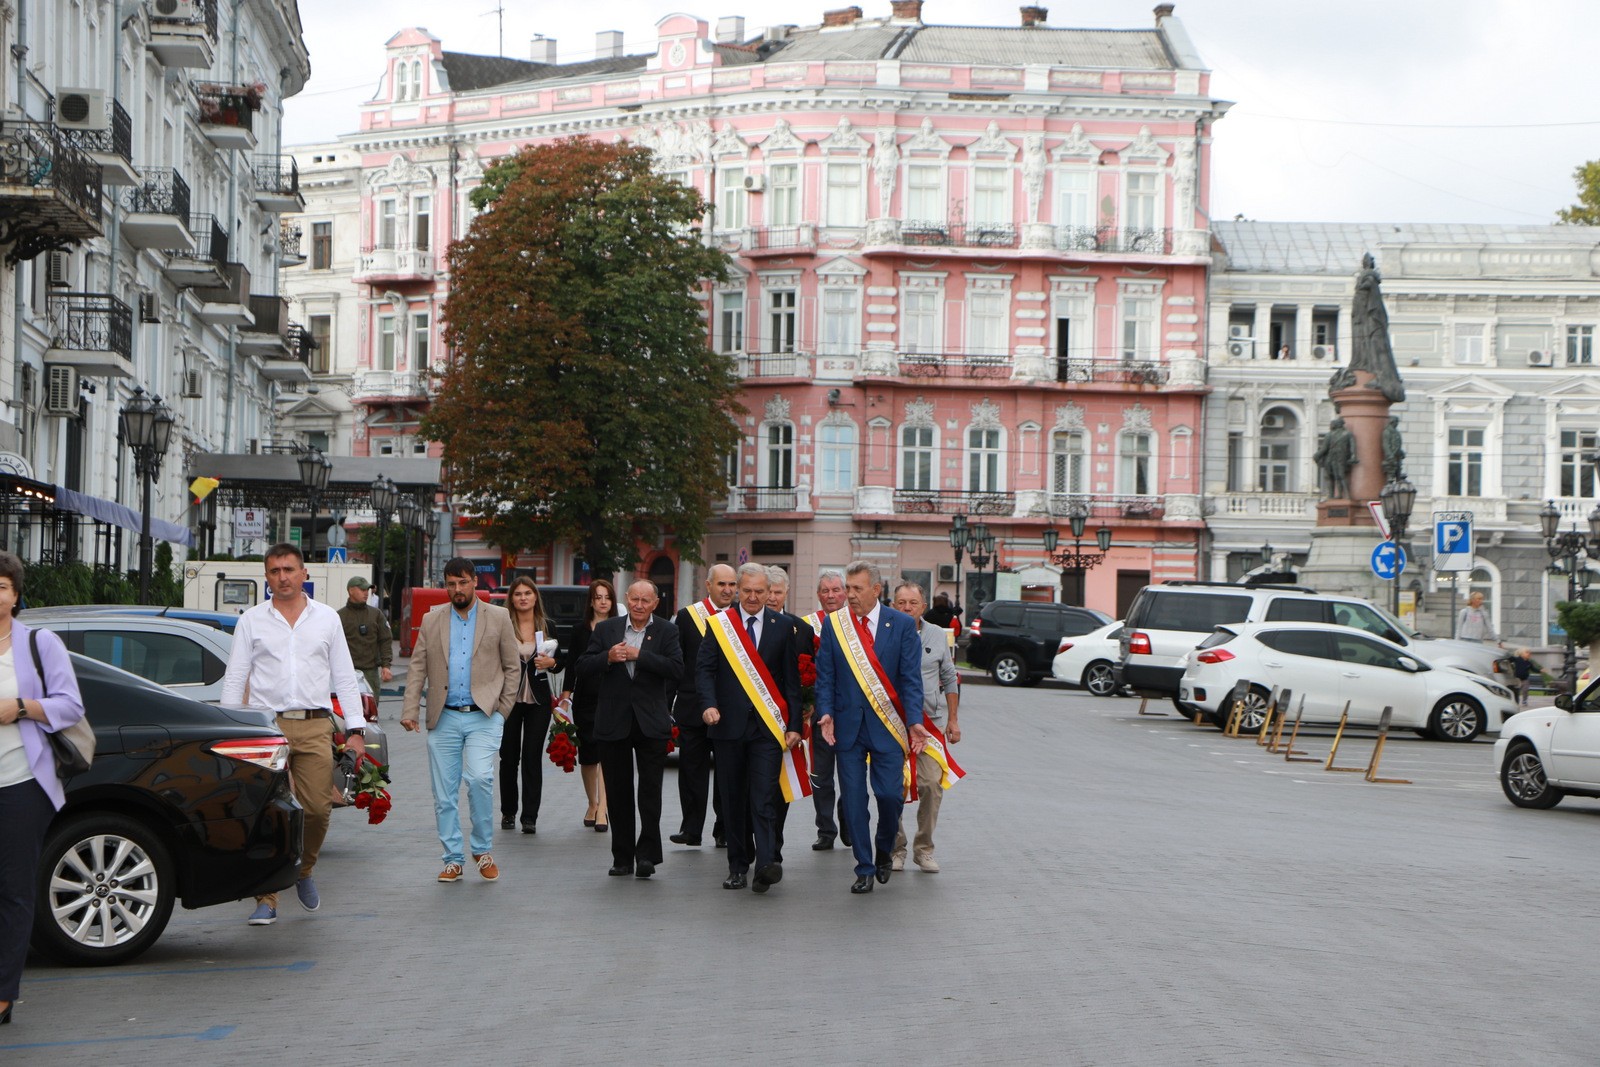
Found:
[284,3,1228,615]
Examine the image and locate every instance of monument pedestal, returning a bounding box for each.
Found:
[1298,525,1402,608]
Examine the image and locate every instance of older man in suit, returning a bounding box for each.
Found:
[698,563,802,893]
[401,558,521,884]
[815,560,926,894]
[577,579,682,878]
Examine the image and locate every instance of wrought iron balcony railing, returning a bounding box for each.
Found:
[278,221,303,260]
[125,167,191,220]
[735,351,810,378]
[893,489,1014,516]
[901,220,1019,249]
[195,86,255,134]
[0,118,103,229]
[1046,493,1165,520]
[742,224,816,253]
[898,351,1013,380]
[253,154,300,199]
[1054,358,1168,386]
[736,486,799,512]
[166,212,227,262]
[1056,226,1172,255]
[57,98,133,164]
[48,291,132,359]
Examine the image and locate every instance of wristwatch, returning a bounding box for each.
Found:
[346,728,365,737]
[14,697,24,719]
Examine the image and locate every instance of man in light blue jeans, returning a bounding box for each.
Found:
[401,558,520,883]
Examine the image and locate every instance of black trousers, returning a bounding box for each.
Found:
[810,738,843,840]
[714,720,781,876]
[673,696,722,839]
[0,778,54,1001]
[499,699,552,826]
[599,717,668,869]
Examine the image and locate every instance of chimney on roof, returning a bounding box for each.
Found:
[821,6,863,27]
[1154,3,1175,22]
[530,35,557,64]
[595,30,623,58]
[1020,6,1047,26]
[890,0,923,22]
[716,16,746,43]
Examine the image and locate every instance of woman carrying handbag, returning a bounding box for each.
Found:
[0,551,88,1026]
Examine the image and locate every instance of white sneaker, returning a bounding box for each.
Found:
[916,855,940,873]
[890,855,905,872]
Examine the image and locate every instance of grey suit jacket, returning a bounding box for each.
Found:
[401,600,521,729]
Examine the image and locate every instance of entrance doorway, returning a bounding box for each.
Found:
[1115,570,1150,619]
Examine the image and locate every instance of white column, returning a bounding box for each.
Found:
[1294,304,1315,360]
[1337,305,1353,363]
[1251,303,1271,360]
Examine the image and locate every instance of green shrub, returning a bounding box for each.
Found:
[1556,600,1600,647]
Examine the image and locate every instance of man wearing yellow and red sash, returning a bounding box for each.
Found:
[697,563,803,892]
[890,581,963,874]
[804,569,849,851]
[670,564,737,849]
[815,561,926,894]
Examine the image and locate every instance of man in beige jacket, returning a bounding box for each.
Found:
[402,558,520,883]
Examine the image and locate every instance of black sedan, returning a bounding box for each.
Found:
[31,655,303,966]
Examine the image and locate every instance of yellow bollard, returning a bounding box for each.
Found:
[1364,706,1412,785]
[1325,703,1364,772]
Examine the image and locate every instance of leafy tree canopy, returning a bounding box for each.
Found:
[1557,161,1600,225]
[426,137,740,576]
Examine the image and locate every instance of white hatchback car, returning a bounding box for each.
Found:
[1051,621,1126,696]
[1178,621,1517,742]
[1496,677,1600,808]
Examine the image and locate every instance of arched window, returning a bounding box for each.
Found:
[411,60,424,97]
[1258,406,1300,492]
[900,424,935,491]
[817,420,856,493]
[394,62,410,101]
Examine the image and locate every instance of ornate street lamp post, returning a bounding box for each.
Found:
[948,513,968,616]
[370,474,397,601]
[119,386,175,605]
[1540,499,1600,692]
[1380,475,1417,617]
[1041,504,1112,605]
[398,494,420,596]
[297,447,332,563]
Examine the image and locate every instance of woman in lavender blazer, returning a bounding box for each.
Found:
[0,551,87,1026]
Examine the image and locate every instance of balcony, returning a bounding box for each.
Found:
[723,486,805,514]
[354,242,433,284]
[892,489,1015,517]
[190,260,251,327]
[352,370,431,403]
[57,97,139,186]
[238,294,289,357]
[741,224,816,257]
[121,168,193,250]
[1213,492,1318,521]
[161,213,228,288]
[253,154,302,213]
[899,219,1019,250]
[0,119,103,260]
[897,351,1013,380]
[147,0,218,68]
[736,351,812,378]
[277,221,305,267]
[1054,358,1169,387]
[43,292,133,377]
[1056,226,1171,256]
[1045,493,1166,522]
[195,84,257,151]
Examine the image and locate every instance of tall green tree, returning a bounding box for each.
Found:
[1557,161,1600,225]
[425,137,740,576]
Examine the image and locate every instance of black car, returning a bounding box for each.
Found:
[965,600,1113,686]
[31,655,303,966]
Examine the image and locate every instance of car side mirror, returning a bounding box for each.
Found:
[1556,693,1574,711]
[1397,656,1421,673]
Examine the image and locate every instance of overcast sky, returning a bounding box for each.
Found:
[284,0,1600,226]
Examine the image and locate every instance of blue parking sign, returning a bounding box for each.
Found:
[1433,511,1473,572]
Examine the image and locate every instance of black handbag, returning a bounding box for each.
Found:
[29,629,94,778]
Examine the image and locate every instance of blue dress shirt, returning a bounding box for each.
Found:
[446,600,478,707]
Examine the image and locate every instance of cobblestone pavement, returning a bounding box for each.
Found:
[7,681,1600,1065]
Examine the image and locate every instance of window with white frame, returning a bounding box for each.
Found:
[1568,325,1594,365]
[1453,323,1485,364]
[767,288,796,353]
[395,62,410,101]
[377,314,398,370]
[413,195,431,251]
[967,288,1008,357]
[718,167,746,231]
[1227,431,1248,492]
[1560,429,1599,497]
[765,422,795,487]
[825,163,863,227]
[1051,431,1087,497]
[1056,169,1093,233]
[410,311,430,367]
[1118,432,1152,495]
[1257,408,1298,493]
[1446,426,1484,496]
[820,288,860,356]
[1124,171,1158,231]
[411,60,423,96]
[971,165,1010,228]
[901,424,935,490]
[377,200,398,248]
[966,426,1001,492]
[768,163,799,226]
[716,291,745,354]
[308,314,332,374]
[817,422,857,493]
[378,439,395,456]
[906,163,942,223]
[1121,296,1157,361]
[901,287,940,354]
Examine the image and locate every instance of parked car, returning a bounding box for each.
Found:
[1496,676,1600,808]
[966,600,1112,687]
[1178,621,1517,741]
[19,603,240,633]
[1118,580,1509,711]
[32,654,302,965]
[1051,621,1127,696]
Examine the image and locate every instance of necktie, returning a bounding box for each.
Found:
[854,613,874,650]
[746,613,760,644]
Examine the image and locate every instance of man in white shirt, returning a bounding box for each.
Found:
[221,543,365,926]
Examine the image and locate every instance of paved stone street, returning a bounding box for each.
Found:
[7,680,1600,1065]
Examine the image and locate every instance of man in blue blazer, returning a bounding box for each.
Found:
[815,561,927,894]
[697,563,802,893]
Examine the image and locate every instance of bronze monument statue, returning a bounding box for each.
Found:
[1329,253,1406,404]
[1314,416,1356,499]
[1382,415,1405,481]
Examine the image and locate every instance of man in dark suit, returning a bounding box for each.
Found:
[670,564,736,848]
[815,560,926,894]
[802,569,849,850]
[760,565,809,865]
[577,579,683,878]
[697,563,802,893]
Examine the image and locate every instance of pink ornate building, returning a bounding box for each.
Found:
[294,3,1227,614]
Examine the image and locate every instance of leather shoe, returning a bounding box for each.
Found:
[752,863,782,893]
[811,835,835,851]
[608,865,632,877]
[850,875,874,894]
[500,817,515,830]
[635,861,655,879]
[723,872,748,890]
[713,835,727,848]
[669,833,702,846]
[874,849,892,884]
[520,823,536,835]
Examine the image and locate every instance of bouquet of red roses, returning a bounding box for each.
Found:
[798,652,817,740]
[349,752,393,824]
[667,724,680,754]
[547,718,578,772]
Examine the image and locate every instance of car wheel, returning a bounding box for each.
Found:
[1082,661,1118,697]
[1226,685,1271,734]
[990,652,1027,687]
[1501,741,1564,809]
[32,812,176,966]
[1428,695,1484,742]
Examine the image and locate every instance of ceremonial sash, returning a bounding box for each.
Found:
[707,609,811,803]
[803,611,825,653]
[686,598,716,636]
[828,610,910,758]
[919,718,966,791]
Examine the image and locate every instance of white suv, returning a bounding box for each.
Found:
[1115,581,1508,711]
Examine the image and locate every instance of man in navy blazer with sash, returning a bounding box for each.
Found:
[814,560,927,894]
[697,563,802,893]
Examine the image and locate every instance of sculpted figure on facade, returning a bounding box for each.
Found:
[1022,134,1046,222]
[1313,416,1356,499]
[873,130,900,215]
[1381,416,1405,481]
[1329,253,1405,403]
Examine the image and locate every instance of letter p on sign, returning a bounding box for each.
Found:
[1433,512,1474,572]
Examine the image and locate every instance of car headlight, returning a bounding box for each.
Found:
[1480,682,1513,700]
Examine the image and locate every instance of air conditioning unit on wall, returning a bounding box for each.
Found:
[1529,349,1551,367]
[742,174,765,193]
[1227,340,1251,358]
[45,366,79,415]
[1228,324,1251,339]
[181,369,203,398]
[150,0,201,20]
[937,563,958,583]
[1311,344,1334,360]
[56,88,109,132]
[1261,412,1287,430]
